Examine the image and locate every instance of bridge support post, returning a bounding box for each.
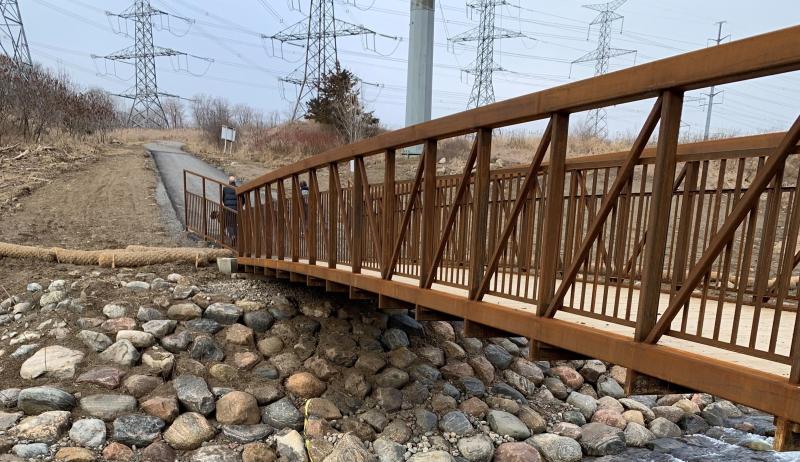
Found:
[328,163,338,269]
[530,113,569,360]
[468,129,492,300]
[627,89,685,394]
[775,419,800,451]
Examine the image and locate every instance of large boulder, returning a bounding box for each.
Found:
[19,346,84,379]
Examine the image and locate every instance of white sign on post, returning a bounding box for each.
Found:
[220,125,236,154]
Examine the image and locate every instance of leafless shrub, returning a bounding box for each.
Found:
[0,56,118,143]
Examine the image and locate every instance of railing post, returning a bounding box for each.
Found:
[328,163,338,269]
[536,113,569,314]
[421,139,438,287]
[236,192,245,257]
[183,170,188,230]
[265,183,274,259]
[277,181,286,261]
[309,169,318,265]
[382,149,396,278]
[636,90,684,341]
[468,129,492,300]
[291,175,301,263]
[202,177,208,239]
[352,156,364,274]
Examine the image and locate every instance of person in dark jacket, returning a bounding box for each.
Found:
[222,176,238,241]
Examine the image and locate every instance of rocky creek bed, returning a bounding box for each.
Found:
[0,265,797,462]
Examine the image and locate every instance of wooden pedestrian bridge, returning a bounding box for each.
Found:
[185,26,800,450]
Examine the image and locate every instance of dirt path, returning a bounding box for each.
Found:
[0,145,182,250]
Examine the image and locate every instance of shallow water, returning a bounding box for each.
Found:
[587,428,800,461]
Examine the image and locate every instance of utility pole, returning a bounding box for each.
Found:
[450,0,526,109]
[94,0,201,128]
[406,0,435,127]
[703,21,728,140]
[572,0,635,139]
[267,0,381,120]
[0,0,32,67]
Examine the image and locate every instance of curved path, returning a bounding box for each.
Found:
[145,141,228,226]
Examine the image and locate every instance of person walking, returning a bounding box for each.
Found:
[222,176,238,244]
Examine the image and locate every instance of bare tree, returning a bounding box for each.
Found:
[163,98,185,129]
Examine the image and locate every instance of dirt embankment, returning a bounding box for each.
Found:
[0,143,189,290]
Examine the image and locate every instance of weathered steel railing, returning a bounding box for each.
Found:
[183,170,237,250]
[232,26,800,449]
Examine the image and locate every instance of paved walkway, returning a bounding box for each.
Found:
[145,141,228,226]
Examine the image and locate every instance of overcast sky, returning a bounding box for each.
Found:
[12,0,800,138]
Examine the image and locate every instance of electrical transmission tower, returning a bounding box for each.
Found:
[0,0,32,67]
[702,21,728,140]
[572,0,635,138]
[450,0,525,109]
[95,0,198,128]
[266,0,381,119]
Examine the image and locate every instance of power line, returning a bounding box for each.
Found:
[0,0,32,67]
[702,21,728,140]
[266,0,388,119]
[93,0,210,128]
[449,0,528,108]
[572,0,636,138]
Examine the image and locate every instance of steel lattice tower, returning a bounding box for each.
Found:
[450,0,524,109]
[267,0,379,119]
[573,0,635,138]
[0,0,32,67]
[96,0,191,128]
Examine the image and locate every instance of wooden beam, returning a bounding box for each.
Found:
[352,157,364,274]
[291,175,301,262]
[308,169,319,265]
[636,90,684,341]
[462,130,490,300]
[382,149,396,278]
[237,256,800,426]
[420,139,438,288]
[328,163,338,269]
[238,26,800,193]
[536,113,569,314]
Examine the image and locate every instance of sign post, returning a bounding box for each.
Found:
[220,125,236,154]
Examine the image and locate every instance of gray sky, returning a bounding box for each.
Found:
[13,0,800,137]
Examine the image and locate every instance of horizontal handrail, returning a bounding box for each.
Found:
[239,26,800,193]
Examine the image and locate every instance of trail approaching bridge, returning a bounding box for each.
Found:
[186,26,800,450]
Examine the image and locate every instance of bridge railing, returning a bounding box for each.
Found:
[235,26,800,445]
[183,170,237,250]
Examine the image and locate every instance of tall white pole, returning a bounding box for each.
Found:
[405,0,435,129]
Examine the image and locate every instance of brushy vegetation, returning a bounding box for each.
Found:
[0,56,118,144]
